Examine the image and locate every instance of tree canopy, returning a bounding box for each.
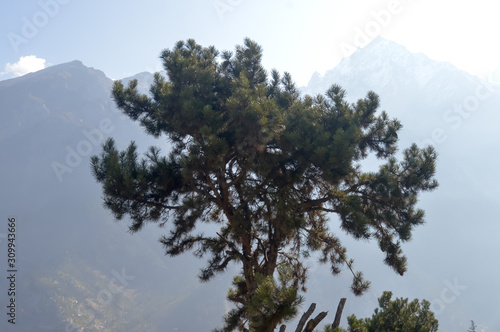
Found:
[341,291,439,332]
[91,38,438,331]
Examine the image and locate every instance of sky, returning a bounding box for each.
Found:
[1,0,500,86]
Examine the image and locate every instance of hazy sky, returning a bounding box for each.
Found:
[1,0,499,86]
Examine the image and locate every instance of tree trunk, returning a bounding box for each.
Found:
[304,311,328,332]
[332,298,347,328]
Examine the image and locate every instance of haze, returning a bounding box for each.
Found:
[0,1,498,331]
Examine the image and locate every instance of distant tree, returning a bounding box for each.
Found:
[338,291,438,332]
[468,320,477,332]
[91,38,438,331]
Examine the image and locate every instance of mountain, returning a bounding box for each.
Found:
[120,70,166,95]
[0,61,228,331]
[301,37,499,144]
[302,36,475,100]
[300,37,500,332]
[0,60,111,141]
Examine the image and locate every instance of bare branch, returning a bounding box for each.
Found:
[295,303,316,332]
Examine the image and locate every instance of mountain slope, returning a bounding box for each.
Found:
[0,61,228,331]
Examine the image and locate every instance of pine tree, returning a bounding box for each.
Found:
[344,291,438,332]
[91,38,438,331]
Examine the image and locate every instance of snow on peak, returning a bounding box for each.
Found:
[302,37,464,99]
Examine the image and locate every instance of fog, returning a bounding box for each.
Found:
[1,38,499,331]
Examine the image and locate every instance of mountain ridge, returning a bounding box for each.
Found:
[0,59,227,331]
[301,37,482,102]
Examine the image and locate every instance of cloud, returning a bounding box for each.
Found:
[4,55,46,77]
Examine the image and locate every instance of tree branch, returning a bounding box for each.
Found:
[295,303,316,332]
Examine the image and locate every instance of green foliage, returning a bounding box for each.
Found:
[221,263,304,331]
[345,314,369,332]
[91,38,438,331]
[323,326,348,332]
[346,291,438,332]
